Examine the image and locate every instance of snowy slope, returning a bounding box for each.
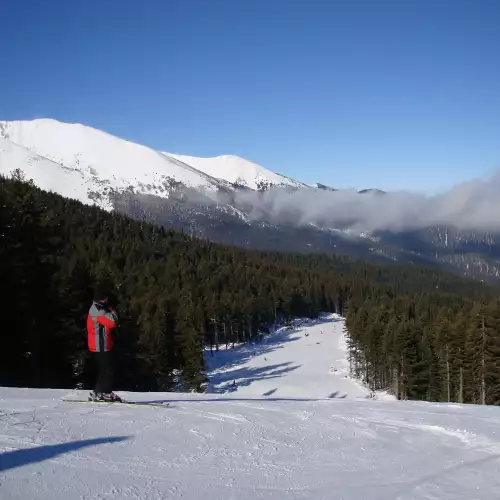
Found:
[206,314,373,399]
[0,137,108,207]
[0,119,235,204]
[2,315,500,499]
[2,390,500,498]
[165,152,307,190]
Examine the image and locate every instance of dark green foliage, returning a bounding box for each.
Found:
[345,293,500,404]
[1,175,500,403]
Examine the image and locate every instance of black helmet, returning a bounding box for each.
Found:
[93,283,109,303]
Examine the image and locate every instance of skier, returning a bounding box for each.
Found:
[87,284,121,402]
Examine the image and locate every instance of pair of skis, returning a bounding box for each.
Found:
[63,398,170,408]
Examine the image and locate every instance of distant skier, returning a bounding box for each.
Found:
[87,284,121,402]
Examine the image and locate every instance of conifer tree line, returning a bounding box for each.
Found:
[1,173,499,402]
[345,295,500,404]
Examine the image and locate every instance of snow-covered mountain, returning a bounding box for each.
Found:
[0,119,304,209]
[2,118,500,282]
[2,315,500,499]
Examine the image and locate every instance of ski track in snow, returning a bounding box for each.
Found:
[1,315,500,499]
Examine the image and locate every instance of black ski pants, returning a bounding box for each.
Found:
[93,350,114,394]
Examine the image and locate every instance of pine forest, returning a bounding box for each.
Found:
[1,174,500,405]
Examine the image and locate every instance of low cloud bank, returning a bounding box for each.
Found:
[227,172,500,233]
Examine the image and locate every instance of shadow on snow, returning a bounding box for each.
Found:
[135,395,367,404]
[206,329,302,374]
[138,397,332,404]
[213,361,302,393]
[0,436,129,472]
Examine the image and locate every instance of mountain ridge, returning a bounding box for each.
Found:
[2,117,500,282]
[0,119,308,197]
[0,118,379,196]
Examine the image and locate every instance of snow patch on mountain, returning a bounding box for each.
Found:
[165,152,308,190]
[0,136,116,208]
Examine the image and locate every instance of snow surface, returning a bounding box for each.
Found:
[2,315,500,499]
[0,137,107,208]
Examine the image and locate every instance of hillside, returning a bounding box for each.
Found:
[2,118,500,281]
[0,119,234,207]
[2,175,500,405]
[1,316,500,499]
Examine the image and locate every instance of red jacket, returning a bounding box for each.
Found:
[87,302,118,352]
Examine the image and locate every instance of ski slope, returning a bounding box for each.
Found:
[206,314,374,399]
[2,316,500,499]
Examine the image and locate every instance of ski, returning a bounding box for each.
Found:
[62,399,170,408]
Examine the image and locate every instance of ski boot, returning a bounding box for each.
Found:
[89,391,102,402]
[89,391,122,403]
[100,392,122,402]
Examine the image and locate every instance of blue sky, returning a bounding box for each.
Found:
[1,0,499,192]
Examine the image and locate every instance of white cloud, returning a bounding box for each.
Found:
[228,171,500,233]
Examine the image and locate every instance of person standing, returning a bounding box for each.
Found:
[87,284,121,402]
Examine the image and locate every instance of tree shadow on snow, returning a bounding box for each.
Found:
[212,361,302,393]
[263,388,278,396]
[139,396,332,404]
[205,329,303,375]
[203,315,344,394]
[0,436,129,472]
[327,391,347,399]
[206,315,340,376]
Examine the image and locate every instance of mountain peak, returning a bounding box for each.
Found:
[164,152,306,190]
[358,188,386,195]
[314,182,337,191]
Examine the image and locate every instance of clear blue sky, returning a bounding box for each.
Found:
[1,0,499,192]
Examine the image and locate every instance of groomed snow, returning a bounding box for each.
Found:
[1,316,500,499]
